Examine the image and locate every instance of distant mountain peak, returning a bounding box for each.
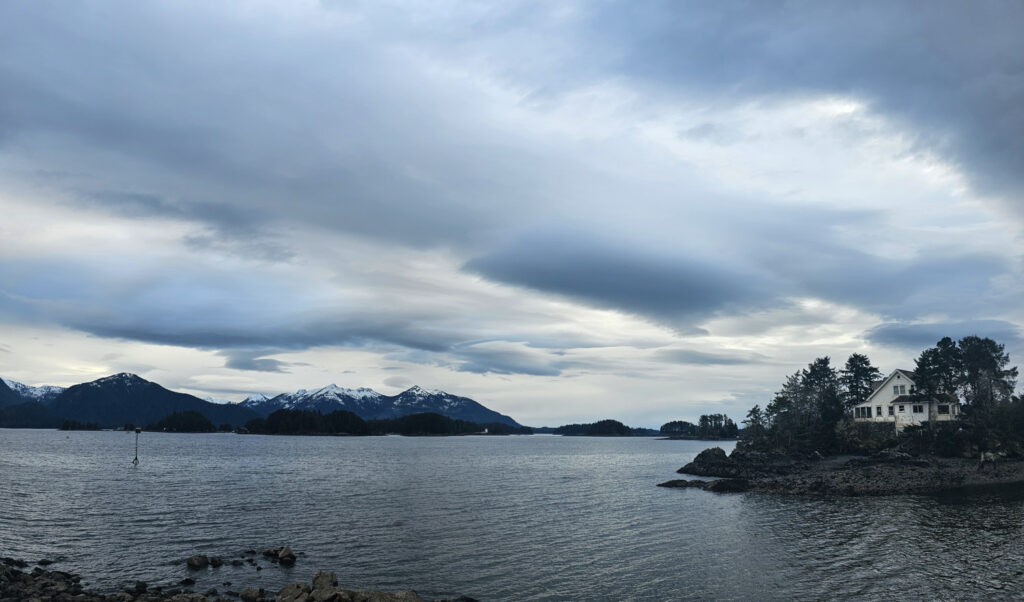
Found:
[405,385,444,396]
[243,393,271,403]
[95,372,145,384]
[310,384,381,399]
[47,372,257,428]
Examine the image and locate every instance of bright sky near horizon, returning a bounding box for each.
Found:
[1,1,1022,427]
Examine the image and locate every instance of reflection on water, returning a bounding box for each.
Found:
[1,430,1022,600]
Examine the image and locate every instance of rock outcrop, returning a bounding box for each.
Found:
[666,446,1024,496]
[657,478,750,493]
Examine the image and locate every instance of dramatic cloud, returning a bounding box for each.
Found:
[0,1,1021,425]
[465,229,772,326]
[867,321,1024,351]
[219,350,291,374]
[590,1,1024,208]
[654,349,764,366]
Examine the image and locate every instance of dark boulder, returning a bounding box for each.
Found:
[278,546,297,566]
[186,554,209,570]
[678,447,742,477]
[277,581,311,602]
[312,570,338,590]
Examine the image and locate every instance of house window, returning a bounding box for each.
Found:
[888,406,894,416]
[938,405,950,415]
[899,405,905,412]
[893,385,899,395]
[876,406,882,417]
[912,405,924,413]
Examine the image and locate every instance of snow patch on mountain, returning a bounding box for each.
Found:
[202,396,232,405]
[1,378,66,403]
[89,373,144,387]
[405,385,444,397]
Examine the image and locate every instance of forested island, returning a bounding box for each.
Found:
[662,336,1024,495]
[549,419,657,436]
[659,414,739,440]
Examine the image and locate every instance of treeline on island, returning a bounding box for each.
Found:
[242,408,533,436]
[552,419,657,436]
[739,336,1020,458]
[659,414,739,440]
[59,419,101,431]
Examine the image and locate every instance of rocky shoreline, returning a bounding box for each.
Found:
[1,557,475,602]
[659,447,1024,496]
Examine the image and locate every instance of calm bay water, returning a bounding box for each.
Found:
[2,430,1024,600]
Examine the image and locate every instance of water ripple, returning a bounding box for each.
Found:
[2,431,1024,599]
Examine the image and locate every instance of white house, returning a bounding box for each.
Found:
[851,369,959,430]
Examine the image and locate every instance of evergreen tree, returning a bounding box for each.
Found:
[839,353,881,409]
[914,346,945,397]
[936,337,964,395]
[958,336,1018,410]
[741,405,766,443]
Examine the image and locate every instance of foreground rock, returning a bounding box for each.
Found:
[657,478,750,493]
[0,564,476,602]
[665,446,1024,496]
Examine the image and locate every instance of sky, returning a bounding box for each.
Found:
[1,1,1022,427]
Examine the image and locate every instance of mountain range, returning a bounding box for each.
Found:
[239,384,521,426]
[0,374,521,429]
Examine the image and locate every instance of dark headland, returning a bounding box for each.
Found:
[660,337,1024,496]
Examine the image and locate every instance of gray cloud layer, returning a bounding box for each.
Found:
[0,1,1022,384]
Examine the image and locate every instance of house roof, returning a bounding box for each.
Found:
[858,369,919,407]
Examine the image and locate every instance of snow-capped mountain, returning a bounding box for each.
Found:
[1,378,66,404]
[240,384,521,426]
[241,384,385,416]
